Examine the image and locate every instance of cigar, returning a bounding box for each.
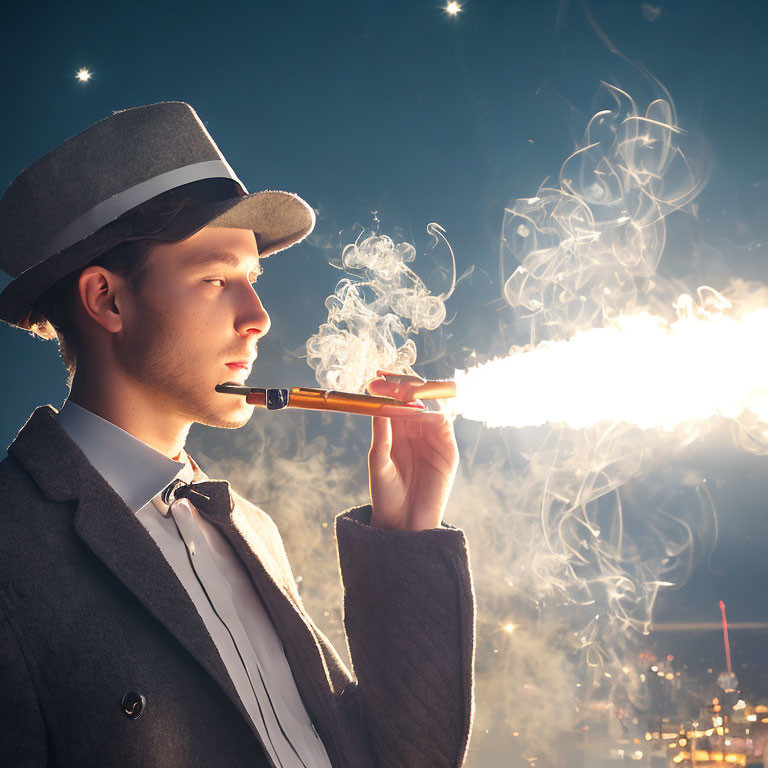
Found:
[215,379,456,419]
[410,379,457,399]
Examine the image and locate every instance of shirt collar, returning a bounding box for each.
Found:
[55,399,188,514]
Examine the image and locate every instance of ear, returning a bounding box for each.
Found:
[76,266,125,334]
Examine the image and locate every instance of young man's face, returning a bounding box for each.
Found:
[115,226,270,429]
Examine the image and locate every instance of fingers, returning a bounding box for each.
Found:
[368,415,392,471]
[367,370,426,403]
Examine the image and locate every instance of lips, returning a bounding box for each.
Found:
[225,362,251,371]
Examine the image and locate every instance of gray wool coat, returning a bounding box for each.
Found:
[0,406,475,768]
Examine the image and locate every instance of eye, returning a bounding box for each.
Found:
[205,278,226,287]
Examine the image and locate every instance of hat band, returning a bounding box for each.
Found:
[38,159,246,268]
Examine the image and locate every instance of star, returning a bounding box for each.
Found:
[445,1,462,15]
[76,68,92,82]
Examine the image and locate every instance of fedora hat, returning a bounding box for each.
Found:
[0,101,316,330]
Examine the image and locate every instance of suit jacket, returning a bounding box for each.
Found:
[0,407,475,767]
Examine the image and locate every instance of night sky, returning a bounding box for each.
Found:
[2,1,768,765]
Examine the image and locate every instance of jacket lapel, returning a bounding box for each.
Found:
[7,407,262,745]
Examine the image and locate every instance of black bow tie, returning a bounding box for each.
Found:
[161,479,234,518]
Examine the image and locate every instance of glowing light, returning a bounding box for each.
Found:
[674,752,747,767]
[452,294,768,431]
[76,68,91,82]
[445,1,461,14]
[503,622,516,634]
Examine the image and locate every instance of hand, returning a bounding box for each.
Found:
[366,371,459,531]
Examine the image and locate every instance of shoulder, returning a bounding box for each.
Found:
[0,454,74,607]
[0,453,47,514]
[0,453,62,544]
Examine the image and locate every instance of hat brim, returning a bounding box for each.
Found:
[0,189,315,330]
[206,190,315,257]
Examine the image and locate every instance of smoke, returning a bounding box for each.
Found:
[447,86,768,644]
[502,86,706,341]
[306,225,455,392]
[443,86,724,690]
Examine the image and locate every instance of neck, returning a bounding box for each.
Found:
[69,369,191,460]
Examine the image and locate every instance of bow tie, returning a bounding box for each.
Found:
[160,478,234,518]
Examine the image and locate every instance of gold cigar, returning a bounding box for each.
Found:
[410,379,457,399]
[215,379,456,419]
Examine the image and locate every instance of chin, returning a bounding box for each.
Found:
[194,399,256,430]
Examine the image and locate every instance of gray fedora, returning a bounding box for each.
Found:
[0,101,316,330]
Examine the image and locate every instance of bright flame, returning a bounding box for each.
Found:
[445,1,462,14]
[76,68,91,82]
[452,289,768,432]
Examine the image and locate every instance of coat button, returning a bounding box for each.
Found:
[121,691,146,719]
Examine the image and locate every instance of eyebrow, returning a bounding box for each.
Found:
[189,251,263,276]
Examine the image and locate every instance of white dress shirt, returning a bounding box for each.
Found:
[56,400,333,768]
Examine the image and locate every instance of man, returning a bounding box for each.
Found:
[0,102,475,767]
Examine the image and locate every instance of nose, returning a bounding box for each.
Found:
[235,284,271,340]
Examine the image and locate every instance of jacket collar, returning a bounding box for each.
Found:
[55,399,185,513]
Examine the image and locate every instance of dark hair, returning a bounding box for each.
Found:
[28,179,240,385]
